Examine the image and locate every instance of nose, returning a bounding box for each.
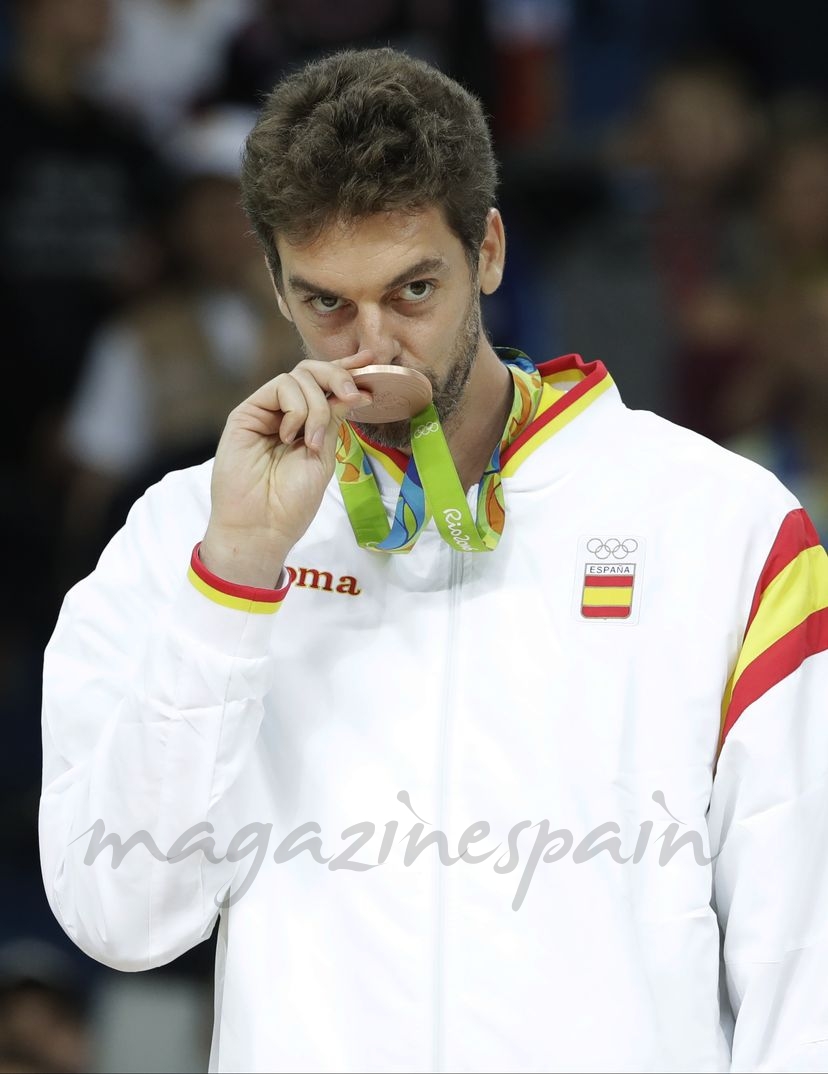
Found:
[353,305,400,365]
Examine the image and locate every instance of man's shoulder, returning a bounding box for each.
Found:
[607,406,800,525]
[101,459,215,575]
[135,457,214,508]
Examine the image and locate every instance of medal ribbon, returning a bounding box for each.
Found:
[336,351,542,554]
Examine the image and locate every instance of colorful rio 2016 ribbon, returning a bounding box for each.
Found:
[335,351,542,554]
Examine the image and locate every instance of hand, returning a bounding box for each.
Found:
[200,350,376,587]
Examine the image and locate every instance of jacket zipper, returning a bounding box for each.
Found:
[432,547,463,1072]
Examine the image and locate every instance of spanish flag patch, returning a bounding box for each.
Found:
[581,564,635,619]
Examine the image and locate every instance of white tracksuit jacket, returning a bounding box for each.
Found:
[40,354,828,1072]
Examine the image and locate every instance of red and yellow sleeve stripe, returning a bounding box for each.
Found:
[187,543,290,614]
[719,508,828,749]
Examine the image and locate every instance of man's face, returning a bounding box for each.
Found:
[275,206,484,450]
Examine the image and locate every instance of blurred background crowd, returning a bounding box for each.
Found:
[1,0,827,1070]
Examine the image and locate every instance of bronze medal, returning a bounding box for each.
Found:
[347,365,433,423]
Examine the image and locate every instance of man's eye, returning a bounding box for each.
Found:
[309,295,345,313]
[399,280,435,302]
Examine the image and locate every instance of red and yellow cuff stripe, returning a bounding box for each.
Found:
[720,509,828,749]
[187,543,290,614]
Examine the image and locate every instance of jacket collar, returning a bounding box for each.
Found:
[344,353,620,500]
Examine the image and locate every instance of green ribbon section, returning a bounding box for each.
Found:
[410,403,490,551]
[335,351,542,555]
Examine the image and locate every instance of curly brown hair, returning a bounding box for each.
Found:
[240,47,498,286]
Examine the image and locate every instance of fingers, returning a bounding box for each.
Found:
[334,349,381,370]
[291,366,345,450]
[274,372,312,446]
[238,357,374,451]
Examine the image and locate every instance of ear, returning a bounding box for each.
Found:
[266,259,294,322]
[478,208,505,296]
[276,289,293,322]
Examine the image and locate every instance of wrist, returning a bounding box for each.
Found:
[188,543,291,615]
[199,530,292,589]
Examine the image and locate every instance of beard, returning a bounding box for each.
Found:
[349,295,482,452]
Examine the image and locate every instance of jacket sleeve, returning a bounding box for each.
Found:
[708,507,828,1072]
[39,468,289,971]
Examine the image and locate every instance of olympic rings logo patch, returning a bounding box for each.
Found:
[585,537,638,560]
[413,421,440,438]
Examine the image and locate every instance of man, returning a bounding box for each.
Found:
[40,48,828,1073]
